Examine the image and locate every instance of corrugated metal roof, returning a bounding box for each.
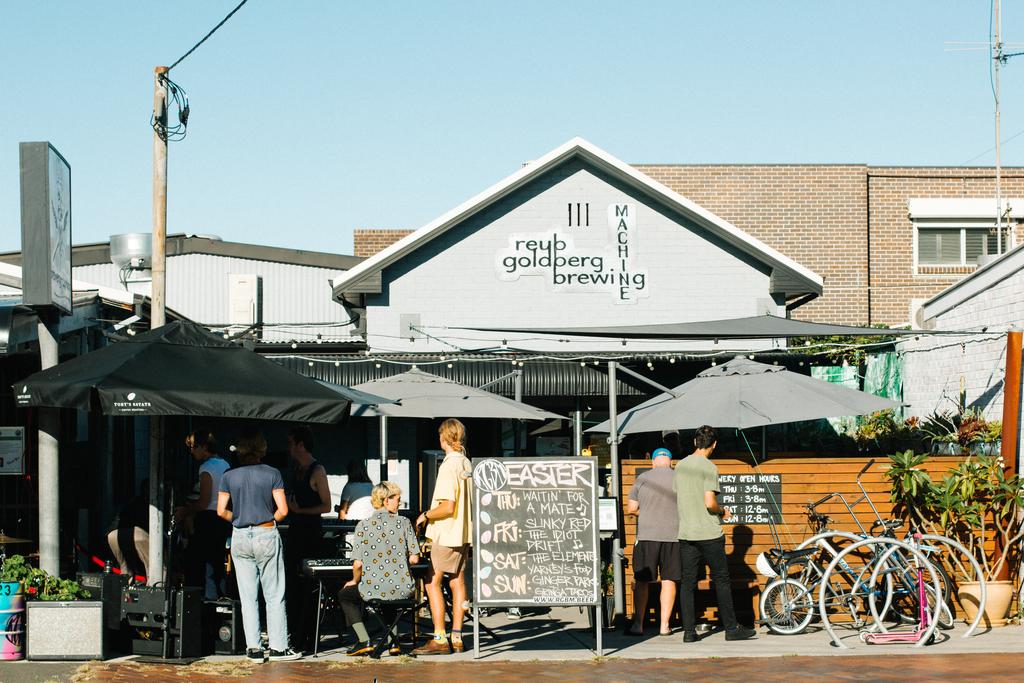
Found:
[74,254,358,343]
[270,356,646,398]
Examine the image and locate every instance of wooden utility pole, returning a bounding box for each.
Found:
[148,66,169,585]
[152,66,168,328]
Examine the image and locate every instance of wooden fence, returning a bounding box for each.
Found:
[621,453,966,625]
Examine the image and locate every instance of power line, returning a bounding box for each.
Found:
[961,125,1024,165]
[168,0,250,72]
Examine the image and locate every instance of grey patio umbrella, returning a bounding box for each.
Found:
[348,368,564,481]
[315,380,398,409]
[588,356,902,434]
[349,368,564,420]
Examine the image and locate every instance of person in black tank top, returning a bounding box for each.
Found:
[283,427,332,652]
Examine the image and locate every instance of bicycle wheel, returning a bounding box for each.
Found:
[914,534,988,636]
[820,537,943,649]
[872,547,955,631]
[760,579,814,635]
[798,531,890,627]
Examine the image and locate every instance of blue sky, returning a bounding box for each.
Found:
[2,1,1021,255]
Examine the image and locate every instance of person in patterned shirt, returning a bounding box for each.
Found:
[337,480,420,656]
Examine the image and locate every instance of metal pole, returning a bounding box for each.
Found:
[473,604,480,659]
[514,369,524,456]
[36,315,60,576]
[573,402,583,456]
[147,416,164,584]
[607,361,624,621]
[379,414,388,483]
[994,0,1007,250]
[151,66,169,328]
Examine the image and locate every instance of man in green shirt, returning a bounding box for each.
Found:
[673,425,756,643]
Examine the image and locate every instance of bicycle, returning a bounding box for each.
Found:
[760,461,951,635]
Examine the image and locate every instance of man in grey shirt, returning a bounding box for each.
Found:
[626,447,679,636]
[674,425,755,643]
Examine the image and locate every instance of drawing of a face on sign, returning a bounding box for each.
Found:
[47,148,72,311]
[472,459,509,493]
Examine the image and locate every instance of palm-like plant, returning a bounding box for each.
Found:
[887,452,1024,582]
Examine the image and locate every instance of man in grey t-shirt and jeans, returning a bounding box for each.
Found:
[673,425,755,643]
[626,447,679,636]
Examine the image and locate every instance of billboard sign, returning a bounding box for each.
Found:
[20,142,72,314]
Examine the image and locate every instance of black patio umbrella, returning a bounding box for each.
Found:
[13,320,358,423]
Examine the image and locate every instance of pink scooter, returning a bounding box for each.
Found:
[860,561,933,645]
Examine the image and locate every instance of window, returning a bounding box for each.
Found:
[916,223,1010,267]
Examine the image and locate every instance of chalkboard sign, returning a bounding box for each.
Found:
[472,457,599,607]
[718,473,783,525]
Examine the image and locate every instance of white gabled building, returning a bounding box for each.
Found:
[331,138,823,356]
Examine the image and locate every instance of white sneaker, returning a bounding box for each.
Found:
[268,648,302,661]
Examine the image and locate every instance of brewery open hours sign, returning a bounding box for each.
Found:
[472,457,599,606]
[718,473,783,525]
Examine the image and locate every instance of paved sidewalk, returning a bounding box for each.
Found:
[4,654,1024,683]
[1,608,1021,682]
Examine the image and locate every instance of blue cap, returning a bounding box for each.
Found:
[651,447,672,459]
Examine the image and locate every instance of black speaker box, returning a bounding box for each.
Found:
[77,571,127,630]
[203,599,245,655]
[121,586,202,659]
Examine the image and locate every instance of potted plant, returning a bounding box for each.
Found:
[887,451,1024,626]
[971,420,1002,456]
[1,555,31,661]
[1,554,100,660]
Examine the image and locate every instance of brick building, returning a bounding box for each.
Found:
[355,164,1024,327]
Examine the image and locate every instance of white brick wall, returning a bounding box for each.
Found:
[365,160,785,354]
[900,267,1024,455]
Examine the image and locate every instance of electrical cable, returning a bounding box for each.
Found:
[151,75,190,142]
[167,0,250,72]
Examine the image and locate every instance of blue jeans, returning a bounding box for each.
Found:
[231,525,289,651]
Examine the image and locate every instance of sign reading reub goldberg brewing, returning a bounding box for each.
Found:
[472,457,599,607]
[495,203,648,304]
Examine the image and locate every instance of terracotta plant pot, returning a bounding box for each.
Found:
[958,580,1014,627]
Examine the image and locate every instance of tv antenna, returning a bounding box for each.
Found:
[947,0,1024,251]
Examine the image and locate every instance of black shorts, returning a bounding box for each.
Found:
[632,540,682,582]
